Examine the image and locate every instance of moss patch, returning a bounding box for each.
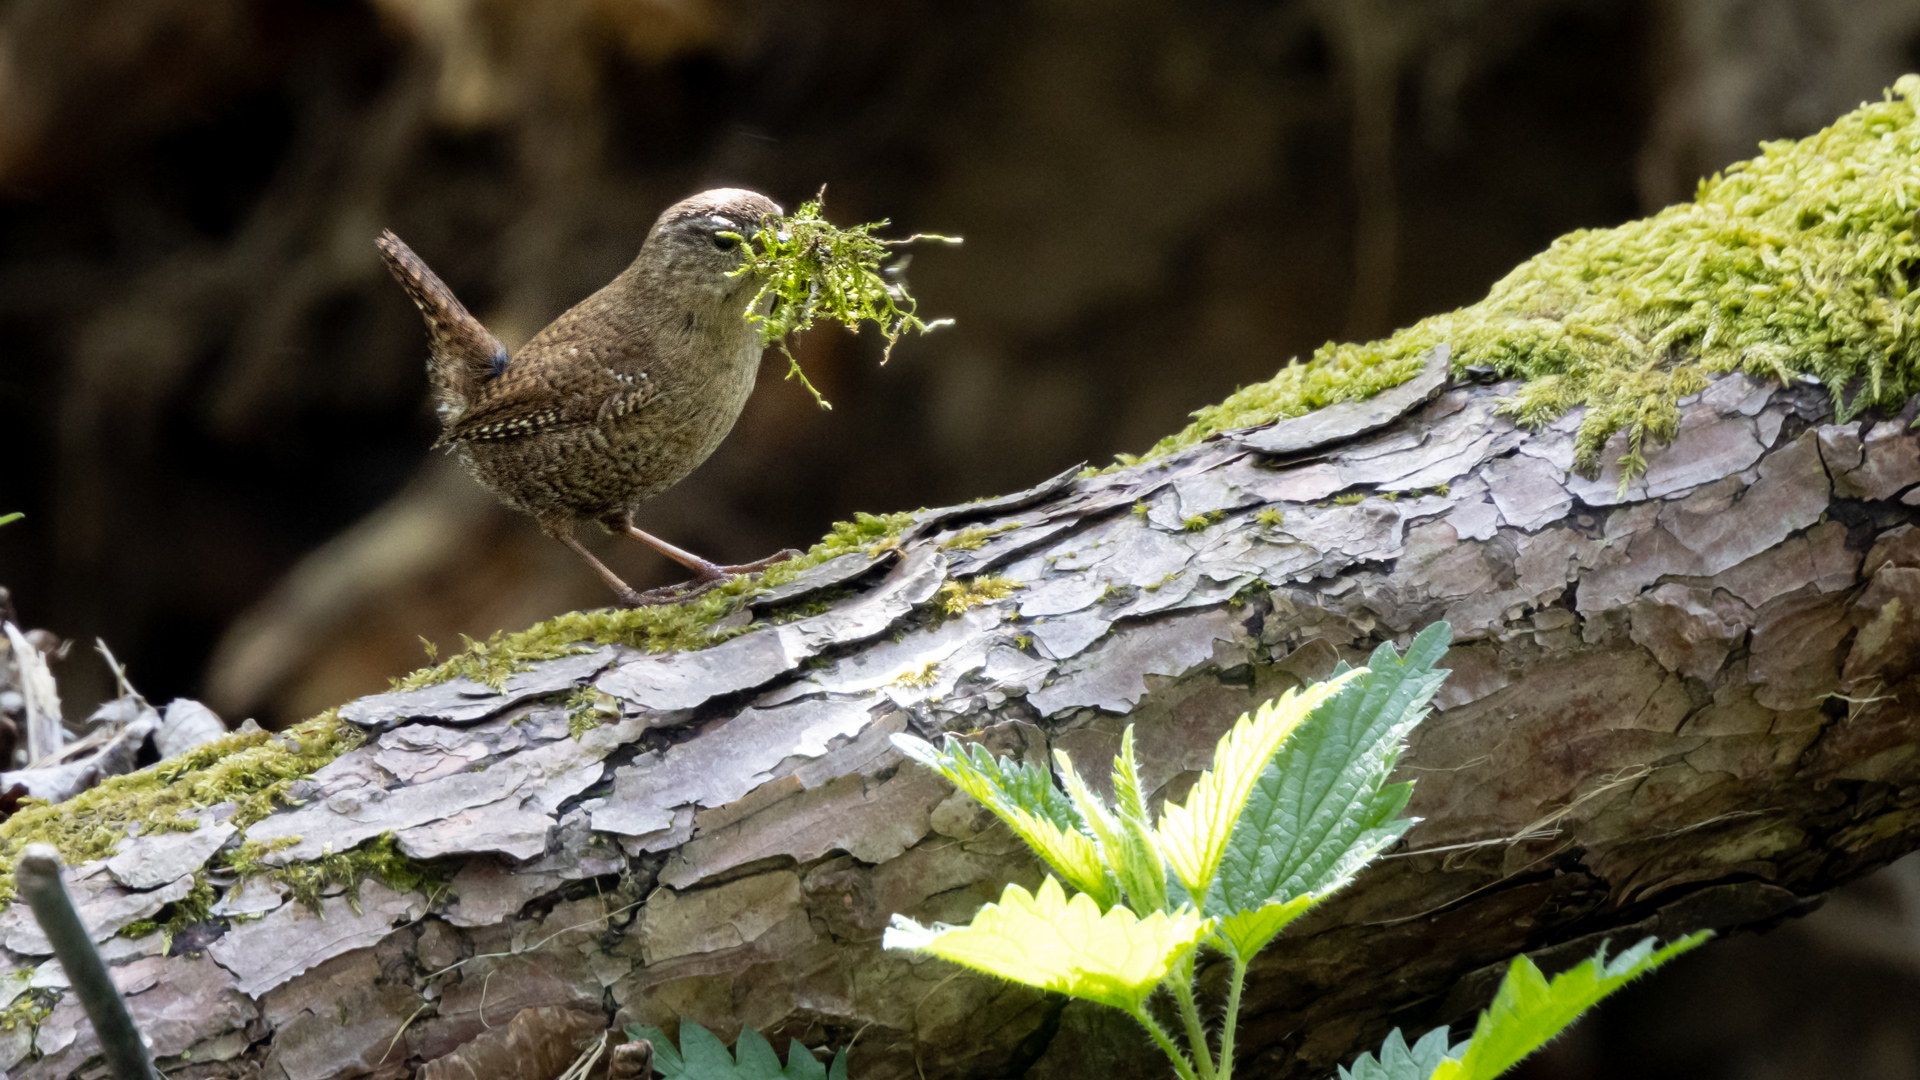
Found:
[727,192,959,407]
[1134,76,1920,476]
[227,832,448,913]
[118,870,214,949]
[395,509,917,691]
[934,576,1022,617]
[0,711,361,903]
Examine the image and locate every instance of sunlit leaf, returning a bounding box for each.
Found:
[1109,727,1151,826]
[1208,624,1451,958]
[1430,934,1711,1080]
[892,734,1117,905]
[1155,671,1364,901]
[882,877,1210,1012]
[1056,750,1167,914]
[1209,894,1316,961]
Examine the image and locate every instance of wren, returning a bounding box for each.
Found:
[378,188,796,606]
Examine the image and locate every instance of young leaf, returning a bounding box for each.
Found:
[892,734,1117,905]
[1056,750,1167,915]
[882,877,1211,1012]
[1155,671,1365,901]
[1430,933,1711,1080]
[1110,726,1152,826]
[1338,1027,1459,1080]
[1208,624,1452,958]
[1209,893,1317,962]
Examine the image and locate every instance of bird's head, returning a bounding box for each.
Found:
[640,188,783,303]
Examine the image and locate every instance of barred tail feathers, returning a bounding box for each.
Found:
[376,230,509,421]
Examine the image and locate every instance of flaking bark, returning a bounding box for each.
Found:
[4,356,1918,1080]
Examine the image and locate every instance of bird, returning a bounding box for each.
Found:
[377,188,797,606]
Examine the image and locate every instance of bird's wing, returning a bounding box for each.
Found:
[376,231,509,413]
[440,358,660,445]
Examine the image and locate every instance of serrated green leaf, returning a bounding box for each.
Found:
[629,1025,681,1073]
[882,877,1211,1011]
[1110,727,1152,826]
[1057,749,1167,914]
[1338,1027,1458,1080]
[680,1021,737,1079]
[1210,893,1316,959]
[1207,625,1452,958]
[1156,670,1365,901]
[784,1040,827,1080]
[892,734,1117,905]
[734,1028,784,1079]
[1432,933,1711,1080]
[624,1023,853,1080]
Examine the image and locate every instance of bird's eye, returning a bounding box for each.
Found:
[711,232,739,252]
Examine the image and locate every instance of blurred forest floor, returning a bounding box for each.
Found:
[1,0,1918,1076]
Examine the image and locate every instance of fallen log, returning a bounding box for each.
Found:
[0,349,1915,1080]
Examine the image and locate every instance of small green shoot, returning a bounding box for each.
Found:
[1342,934,1711,1080]
[0,513,20,527]
[726,191,960,408]
[627,1020,848,1080]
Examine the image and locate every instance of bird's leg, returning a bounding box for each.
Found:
[544,519,648,607]
[607,514,798,602]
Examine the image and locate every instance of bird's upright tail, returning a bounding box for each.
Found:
[376,230,509,427]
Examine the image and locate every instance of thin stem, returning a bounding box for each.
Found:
[1170,973,1218,1080]
[1128,1003,1203,1080]
[1217,956,1249,1080]
[17,845,157,1080]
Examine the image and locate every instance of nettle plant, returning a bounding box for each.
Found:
[885,623,1708,1080]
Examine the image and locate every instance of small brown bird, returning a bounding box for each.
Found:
[378,188,795,606]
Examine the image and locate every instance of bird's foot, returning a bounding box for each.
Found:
[622,578,728,607]
[616,548,801,608]
[708,548,801,576]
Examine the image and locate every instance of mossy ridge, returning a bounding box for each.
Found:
[1134,75,1920,476]
[0,711,360,904]
[393,509,918,692]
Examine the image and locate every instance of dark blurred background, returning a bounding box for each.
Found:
[0,0,1917,1075]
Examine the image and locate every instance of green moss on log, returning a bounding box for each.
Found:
[0,711,360,902]
[391,509,916,691]
[1135,75,1920,476]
